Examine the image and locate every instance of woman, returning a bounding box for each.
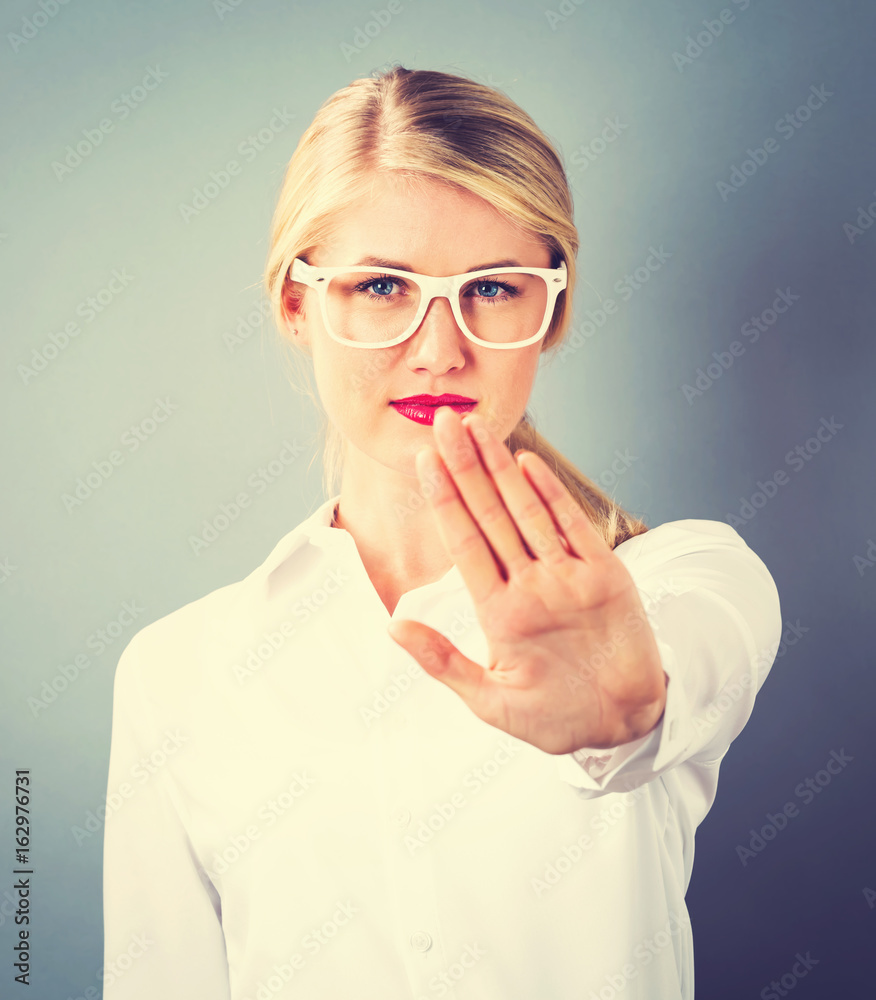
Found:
[103,66,782,1000]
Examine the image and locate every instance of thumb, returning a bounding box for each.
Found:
[387,619,486,706]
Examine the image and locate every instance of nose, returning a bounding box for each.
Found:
[403,293,467,373]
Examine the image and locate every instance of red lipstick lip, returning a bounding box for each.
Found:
[389,398,475,426]
[390,394,477,405]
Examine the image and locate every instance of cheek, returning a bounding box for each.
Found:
[310,346,349,418]
[312,345,395,421]
[482,356,539,426]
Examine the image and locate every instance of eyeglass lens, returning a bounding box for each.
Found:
[324,270,550,345]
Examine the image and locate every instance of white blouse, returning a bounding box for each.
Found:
[102,494,782,1000]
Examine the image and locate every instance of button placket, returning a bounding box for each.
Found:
[410,930,433,953]
[381,679,447,993]
[392,808,412,828]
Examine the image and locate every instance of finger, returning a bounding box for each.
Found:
[432,406,534,577]
[389,620,529,744]
[387,618,491,711]
[415,443,505,605]
[460,410,572,568]
[515,448,612,562]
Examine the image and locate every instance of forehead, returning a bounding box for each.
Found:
[316,172,551,270]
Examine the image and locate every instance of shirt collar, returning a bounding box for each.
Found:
[253,493,342,582]
[252,493,466,614]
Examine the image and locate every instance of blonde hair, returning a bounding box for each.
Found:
[264,65,649,549]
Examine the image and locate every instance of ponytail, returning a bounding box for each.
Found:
[506,413,649,550]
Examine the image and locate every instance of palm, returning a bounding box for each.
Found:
[387,407,667,756]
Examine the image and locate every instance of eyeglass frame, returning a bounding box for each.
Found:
[287,256,568,350]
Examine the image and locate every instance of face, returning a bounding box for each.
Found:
[286,171,553,481]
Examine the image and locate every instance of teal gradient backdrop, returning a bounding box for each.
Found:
[1,0,874,996]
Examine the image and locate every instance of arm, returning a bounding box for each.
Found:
[554,520,783,796]
[102,631,232,1000]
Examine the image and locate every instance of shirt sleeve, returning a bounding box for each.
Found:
[553,519,782,796]
[102,629,232,1000]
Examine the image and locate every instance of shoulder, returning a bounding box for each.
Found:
[615,517,765,567]
[613,518,780,610]
[112,509,327,706]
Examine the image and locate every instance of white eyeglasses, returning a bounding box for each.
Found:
[288,257,568,350]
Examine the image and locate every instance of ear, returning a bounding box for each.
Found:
[280,274,303,327]
[280,276,312,352]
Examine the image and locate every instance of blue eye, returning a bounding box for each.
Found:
[465,279,521,302]
[352,274,405,297]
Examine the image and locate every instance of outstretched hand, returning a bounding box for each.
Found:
[386,406,668,756]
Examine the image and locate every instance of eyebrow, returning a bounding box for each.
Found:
[352,255,525,273]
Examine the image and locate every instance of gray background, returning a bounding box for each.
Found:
[1,0,874,995]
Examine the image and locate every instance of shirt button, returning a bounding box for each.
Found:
[668,720,676,741]
[410,931,432,952]
[393,808,411,828]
